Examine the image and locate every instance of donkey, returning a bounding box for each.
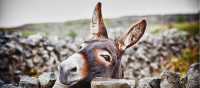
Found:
[57,2,146,88]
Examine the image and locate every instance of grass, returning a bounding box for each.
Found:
[21,31,35,37]
[172,22,199,35]
[168,47,199,78]
[67,30,77,39]
[150,24,169,34]
[21,31,49,38]
[64,19,89,29]
[150,22,199,35]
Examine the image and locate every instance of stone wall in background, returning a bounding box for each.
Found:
[0,27,199,88]
[0,32,77,83]
[91,63,199,88]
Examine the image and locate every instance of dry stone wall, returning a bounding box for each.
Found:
[0,28,199,88]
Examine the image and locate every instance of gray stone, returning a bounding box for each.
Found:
[0,84,18,88]
[26,59,34,68]
[160,71,182,88]
[26,33,44,46]
[32,55,43,65]
[140,67,152,77]
[186,63,200,88]
[38,72,56,88]
[91,77,135,88]
[19,76,39,88]
[24,50,32,58]
[0,79,5,86]
[46,46,54,51]
[137,77,160,88]
[6,41,16,49]
[150,62,159,70]
[123,69,135,79]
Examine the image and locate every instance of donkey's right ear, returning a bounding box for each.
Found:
[117,19,147,50]
[89,2,108,40]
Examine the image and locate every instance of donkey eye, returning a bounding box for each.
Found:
[101,55,111,62]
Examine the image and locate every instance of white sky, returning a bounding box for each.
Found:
[0,0,199,28]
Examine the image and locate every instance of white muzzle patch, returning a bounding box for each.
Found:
[58,53,85,86]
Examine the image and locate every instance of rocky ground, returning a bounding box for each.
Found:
[0,27,199,88]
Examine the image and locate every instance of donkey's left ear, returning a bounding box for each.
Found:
[117,19,147,50]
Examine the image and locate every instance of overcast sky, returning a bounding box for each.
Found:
[0,0,199,28]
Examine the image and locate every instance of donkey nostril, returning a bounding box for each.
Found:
[70,67,77,72]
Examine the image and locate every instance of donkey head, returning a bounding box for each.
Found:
[58,2,146,88]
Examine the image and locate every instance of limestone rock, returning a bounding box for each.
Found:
[38,72,56,88]
[0,84,18,88]
[19,76,39,88]
[137,77,161,88]
[186,63,200,88]
[160,71,182,88]
[91,77,135,88]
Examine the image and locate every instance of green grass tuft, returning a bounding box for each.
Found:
[172,22,199,35]
[21,31,35,37]
[67,30,77,39]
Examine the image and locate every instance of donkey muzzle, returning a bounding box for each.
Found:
[58,53,87,86]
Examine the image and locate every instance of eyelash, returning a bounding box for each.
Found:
[100,55,111,62]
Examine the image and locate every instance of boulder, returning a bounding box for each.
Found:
[160,71,182,88]
[0,79,5,87]
[137,77,161,88]
[91,77,135,88]
[0,84,18,88]
[19,76,39,88]
[185,63,200,88]
[38,72,56,88]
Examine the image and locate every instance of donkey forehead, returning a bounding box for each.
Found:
[81,39,118,56]
[84,39,117,51]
